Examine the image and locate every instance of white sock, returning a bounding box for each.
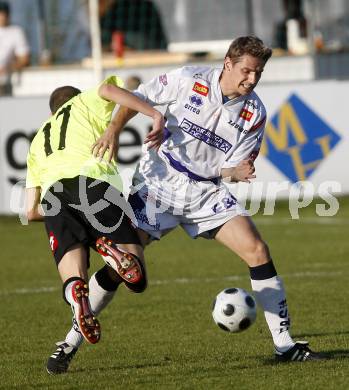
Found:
[88,272,116,316]
[64,280,81,307]
[65,273,116,348]
[64,279,86,348]
[65,318,84,348]
[251,276,295,352]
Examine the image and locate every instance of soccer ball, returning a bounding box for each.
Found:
[212,288,257,333]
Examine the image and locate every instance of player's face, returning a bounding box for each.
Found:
[223,54,265,98]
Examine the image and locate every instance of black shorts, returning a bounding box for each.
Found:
[42,176,141,266]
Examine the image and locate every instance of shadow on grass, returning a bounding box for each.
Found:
[71,358,172,374]
[324,349,349,359]
[259,348,349,366]
[293,330,349,338]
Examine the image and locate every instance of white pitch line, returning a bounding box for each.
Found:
[0,286,59,296]
[0,270,343,297]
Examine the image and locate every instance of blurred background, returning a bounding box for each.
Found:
[4,0,349,93]
[1,0,348,214]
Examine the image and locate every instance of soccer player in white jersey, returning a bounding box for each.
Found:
[89,36,326,362]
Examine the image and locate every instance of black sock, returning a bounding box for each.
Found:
[249,261,277,280]
[95,265,122,292]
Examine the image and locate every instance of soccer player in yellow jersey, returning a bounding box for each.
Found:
[25,76,164,374]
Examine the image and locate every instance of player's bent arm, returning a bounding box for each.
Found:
[221,167,239,183]
[221,160,256,183]
[91,105,137,162]
[25,187,44,221]
[108,105,138,136]
[98,84,162,123]
[94,84,164,161]
[221,125,263,183]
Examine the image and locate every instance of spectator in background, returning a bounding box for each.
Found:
[99,0,168,51]
[273,0,307,51]
[0,1,30,96]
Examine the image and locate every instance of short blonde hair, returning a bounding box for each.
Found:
[225,36,272,64]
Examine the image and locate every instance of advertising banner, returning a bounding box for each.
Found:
[0,80,348,215]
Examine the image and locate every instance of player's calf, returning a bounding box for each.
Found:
[96,237,143,284]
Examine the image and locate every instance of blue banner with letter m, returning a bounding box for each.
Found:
[261,94,341,182]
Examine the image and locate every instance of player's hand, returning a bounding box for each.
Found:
[144,111,165,151]
[91,126,119,163]
[234,159,256,182]
[221,159,256,183]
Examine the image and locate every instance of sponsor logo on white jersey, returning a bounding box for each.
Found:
[192,82,209,96]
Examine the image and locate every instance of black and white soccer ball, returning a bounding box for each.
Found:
[212,288,257,333]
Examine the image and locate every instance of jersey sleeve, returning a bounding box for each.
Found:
[133,68,183,106]
[79,75,124,121]
[26,147,41,188]
[222,112,266,168]
[99,75,124,89]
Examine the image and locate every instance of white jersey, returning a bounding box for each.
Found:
[129,65,266,239]
[134,65,267,182]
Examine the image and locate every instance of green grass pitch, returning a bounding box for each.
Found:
[1,197,349,389]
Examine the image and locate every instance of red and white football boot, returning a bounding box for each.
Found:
[70,280,101,344]
[96,237,143,284]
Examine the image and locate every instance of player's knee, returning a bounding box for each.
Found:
[245,239,270,266]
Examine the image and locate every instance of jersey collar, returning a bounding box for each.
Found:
[212,68,251,106]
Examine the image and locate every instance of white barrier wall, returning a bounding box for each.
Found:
[234,80,348,201]
[0,80,348,214]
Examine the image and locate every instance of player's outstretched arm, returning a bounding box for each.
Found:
[221,159,256,183]
[25,187,44,221]
[92,105,136,162]
[92,84,164,162]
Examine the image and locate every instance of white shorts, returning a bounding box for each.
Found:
[128,151,247,240]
